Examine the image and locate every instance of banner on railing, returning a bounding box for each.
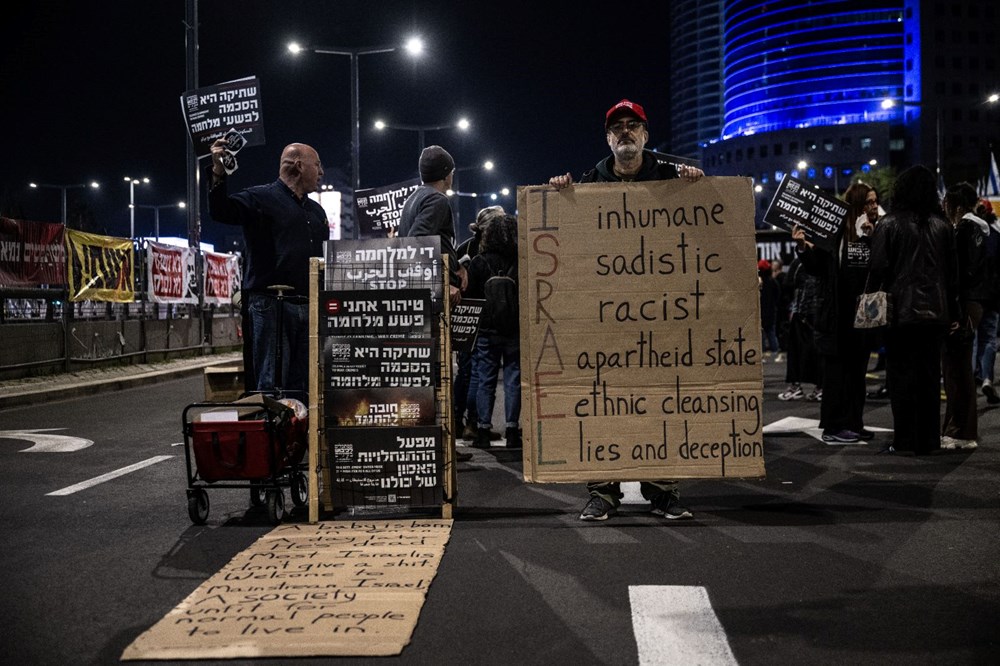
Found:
[0,217,66,287]
[146,242,198,304]
[203,250,241,306]
[65,230,134,303]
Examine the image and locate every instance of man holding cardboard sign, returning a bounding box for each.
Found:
[548,99,706,522]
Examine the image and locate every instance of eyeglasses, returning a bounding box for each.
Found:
[607,120,646,135]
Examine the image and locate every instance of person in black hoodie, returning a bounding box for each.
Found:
[940,182,990,450]
[465,214,522,449]
[868,165,959,455]
[549,99,703,523]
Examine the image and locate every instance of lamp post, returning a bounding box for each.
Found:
[28,181,100,227]
[134,202,186,241]
[123,176,150,239]
[287,37,424,200]
[373,117,471,153]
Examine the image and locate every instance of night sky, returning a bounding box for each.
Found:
[1,1,675,246]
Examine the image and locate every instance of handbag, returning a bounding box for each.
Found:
[854,275,892,329]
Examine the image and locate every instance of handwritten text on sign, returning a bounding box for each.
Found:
[518,178,765,483]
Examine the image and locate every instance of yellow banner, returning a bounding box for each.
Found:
[65,229,135,302]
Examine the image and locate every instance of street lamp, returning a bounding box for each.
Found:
[287,37,425,200]
[28,181,100,227]
[123,176,150,239]
[373,117,471,153]
[134,202,186,241]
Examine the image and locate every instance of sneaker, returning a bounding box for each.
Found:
[778,385,804,401]
[579,495,616,521]
[774,352,786,362]
[940,435,959,450]
[982,381,1000,405]
[473,427,492,449]
[822,429,861,443]
[958,439,978,450]
[650,494,693,520]
[805,388,823,402]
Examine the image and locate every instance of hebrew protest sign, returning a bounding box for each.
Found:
[65,229,134,302]
[180,76,265,158]
[762,175,847,252]
[146,241,197,304]
[355,180,420,239]
[202,250,240,306]
[518,178,765,483]
[0,217,66,286]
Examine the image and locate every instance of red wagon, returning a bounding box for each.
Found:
[181,394,308,525]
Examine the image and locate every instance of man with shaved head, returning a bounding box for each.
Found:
[209,140,328,395]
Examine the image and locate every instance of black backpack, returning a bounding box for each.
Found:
[483,260,519,337]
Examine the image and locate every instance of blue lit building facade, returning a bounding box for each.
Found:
[675,0,1000,223]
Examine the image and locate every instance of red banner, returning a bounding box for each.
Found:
[203,250,240,306]
[147,242,197,304]
[0,217,66,286]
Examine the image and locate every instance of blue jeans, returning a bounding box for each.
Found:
[762,323,780,352]
[248,293,309,394]
[474,334,521,430]
[453,350,478,424]
[974,309,999,382]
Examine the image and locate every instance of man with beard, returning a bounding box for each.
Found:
[549,99,703,522]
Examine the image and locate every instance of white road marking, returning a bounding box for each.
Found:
[0,428,93,453]
[46,455,174,496]
[630,585,738,665]
[763,416,890,444]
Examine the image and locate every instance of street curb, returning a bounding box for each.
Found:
[0,357,240,410]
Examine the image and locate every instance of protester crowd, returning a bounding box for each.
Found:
[767,167,999,454]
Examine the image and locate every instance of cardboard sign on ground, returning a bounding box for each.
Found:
[518,178,765,483]
[121,519,452,660]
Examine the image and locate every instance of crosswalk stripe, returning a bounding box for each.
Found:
[629,585,738,665]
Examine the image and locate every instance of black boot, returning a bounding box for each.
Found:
[473,427,492,449]
[505,427,522,449]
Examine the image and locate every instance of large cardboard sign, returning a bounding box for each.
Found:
[355,179,420,239]
[518,178,765,483]
[762,175,848,252]
[180,76,265,158]
[121,520,452,659]
[0,217,66,286]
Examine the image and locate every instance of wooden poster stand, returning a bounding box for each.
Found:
[306,256,456,523]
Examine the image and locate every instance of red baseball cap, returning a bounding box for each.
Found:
[757,259,772,271]
[605,99,648,128]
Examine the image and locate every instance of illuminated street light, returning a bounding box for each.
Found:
[134,201,186,241]
[987,93,998,104]
[123,176,150,239]
[287,36,425,205]
[373,117,470,152]
[28,181,100,227]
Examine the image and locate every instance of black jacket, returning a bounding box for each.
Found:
[954,213,991,305]
[797,237,871,356]
[580,150,680,183]
[868,211,959,328]
[398,185,461,287]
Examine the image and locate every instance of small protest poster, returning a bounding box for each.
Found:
[762,175,848,252]
[319,289,431,338]
[180,76,265,158]
[0,217,66,286]
[324,388,436,427]
[202,250,240,306]
[518,178,765,483]
[324,338,433,389]
[355,179,420,239]
[327,426,444,507]
[450,298,484,353]
[324,237,443,311]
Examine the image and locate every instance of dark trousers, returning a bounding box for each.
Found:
[942,302,982,440]
[785,315,821,386]
[819,344,869,433]
[887,326,945,453]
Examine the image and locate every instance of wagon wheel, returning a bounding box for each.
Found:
[266,488,285,524]
[187,488,209,525]
[249,481,266,507]
[290,471,308,508]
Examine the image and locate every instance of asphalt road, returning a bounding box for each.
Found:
[0,359,997,665]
